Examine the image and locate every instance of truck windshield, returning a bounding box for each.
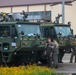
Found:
[55,26,72,37]
[17,24,41,37]
[0,26,10,37]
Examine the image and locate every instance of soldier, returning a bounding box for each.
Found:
[53,39,59,68]
[70,47,76,63]
[45,38,54,67]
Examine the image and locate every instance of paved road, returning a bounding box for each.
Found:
[62,53,75,63]
[57,63,76,73]
[56,53,76,75]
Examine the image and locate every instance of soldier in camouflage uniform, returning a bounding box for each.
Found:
[70,47,76,63]
[45,38,54,67]
[53,39,59,68]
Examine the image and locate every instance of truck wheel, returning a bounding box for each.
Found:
[40,59,47,64]
[22,55,35,64]
[0,54,2,65]
[21,51,38,64]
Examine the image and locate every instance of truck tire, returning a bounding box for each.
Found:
[0,54,2,65]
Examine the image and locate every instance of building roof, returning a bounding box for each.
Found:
[0,0,74,7]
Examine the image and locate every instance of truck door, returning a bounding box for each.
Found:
[11,25,21,52]
[41,26,56,39]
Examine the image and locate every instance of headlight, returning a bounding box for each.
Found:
[73,42,76,45]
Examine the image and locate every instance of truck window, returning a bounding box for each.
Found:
[0,26,10,37]
[41,27,56,38]
[49,27,56,39]
[11,25,18,37]
[41,27,49,37]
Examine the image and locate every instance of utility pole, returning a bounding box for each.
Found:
[62,0,65,24]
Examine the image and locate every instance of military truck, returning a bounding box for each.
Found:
[0,12,46,65]
[0,12,76,65]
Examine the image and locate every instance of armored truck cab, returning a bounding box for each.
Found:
[0,21,46,65]
[40,23,76,52]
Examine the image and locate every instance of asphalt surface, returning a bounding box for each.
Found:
[56,53,76,75]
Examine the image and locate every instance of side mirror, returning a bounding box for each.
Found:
[74,35,76,38]
[20,31,24,35]
[58,32,62,35]
[20,31,25,39]
[35,34,40,39]
[71,29,73,35]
